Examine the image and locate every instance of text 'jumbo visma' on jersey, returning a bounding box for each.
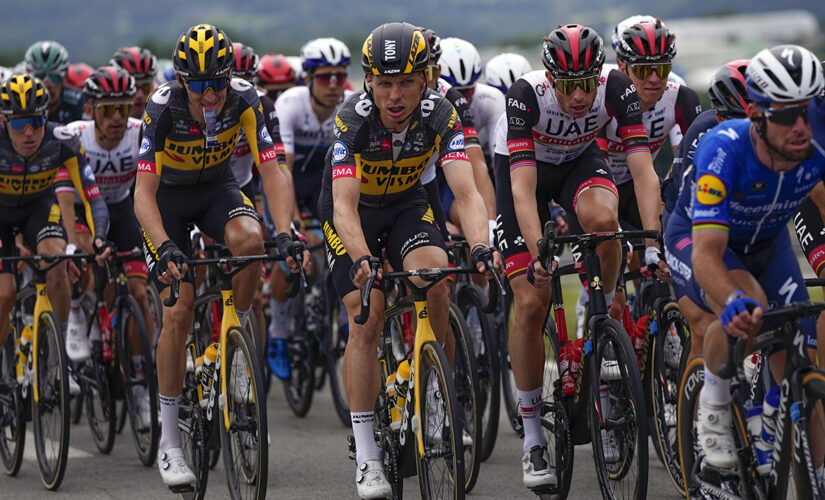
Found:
[323,88,469,208]
[502,69,650,168]
[686,118,825,254]
[0,122,109,237]
[138,78,278,186]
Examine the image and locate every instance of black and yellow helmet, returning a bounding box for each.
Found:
[361,22,429,76]
[0,74,50,116]
[172,24,234,79]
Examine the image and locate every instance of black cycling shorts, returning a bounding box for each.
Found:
[0,194,66,273]
[322,194,446,299]
[75,196,148,278]
[494,142,617,278]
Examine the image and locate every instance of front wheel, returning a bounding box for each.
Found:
[0,326,26,476]
[449,302,481,492]
[82,343,116,454]
[32,310,70,490]
[416,340,465,500]
[324,279,350,426]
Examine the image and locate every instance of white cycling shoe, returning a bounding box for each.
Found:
[697,400,738,469]
[65,311,90,362]
[158,447,196,487]
[229,353,253,403]
[522,444,557,489]
[355,459,392,499]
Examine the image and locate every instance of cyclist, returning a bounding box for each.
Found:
[255,53,297,102]
[495,24,655,490]
[665,45,825,469]
[52,66,153,426]
[110,46,158,119]
[323,22,502,498]
[64,62,93,91]
[484,52,533,95]
[266,37,353,379]
[0,73,110,363]
[23,40,84,124]
[663,59,751,362]
[133,24,305,488]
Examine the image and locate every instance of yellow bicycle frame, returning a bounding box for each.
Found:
[30,282,54,404]
[412,298,437,457]
[216,289,254,431]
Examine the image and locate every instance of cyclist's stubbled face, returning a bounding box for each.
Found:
[310,65,348,107]
[749,101,813,163]
[547,71,597,119]
[368,71,427,131]
[3,115,46,157]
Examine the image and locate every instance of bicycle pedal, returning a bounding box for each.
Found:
[167,483,195,494]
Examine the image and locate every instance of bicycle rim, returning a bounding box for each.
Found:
[416,340,465,500]
[0,327,25,475]
[589,319,648,500]
[500,298,522,436]
[450,302,482,492]
[282,336,315,417]
[83,344,116,454]
[32,310,70,490]
[541,326,573,499]
[180,340,209,498]
[119,296,160,466]
[221,326,268,500]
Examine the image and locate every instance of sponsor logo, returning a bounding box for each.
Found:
[626,101,640,113]
[448,134,464,151]
[322,221,347,256]
[507,97,527,111]
[334,115,347,133]
[332,141,348,162]
[718,128,739,141]
[151,85,171,105]
[707,147,726,174]
[619,85,637,101]
[259,126,272,143]
[139,137,151,156]
[260,149,277,162]
[331,166,355,179]
[355,97,372,117]
[752,180,766,192]
[695,174,726,205]
[664,249,692,281]
[53,125,77,140]
[83,165,95,181]
[694,207,720,218]
[420,98,435,117]
[509,116,525,127]
[535,81,550,96]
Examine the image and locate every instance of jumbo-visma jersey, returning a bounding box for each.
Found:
[324,89,468,207]
[688,119,825,254]
[138,78,277,185]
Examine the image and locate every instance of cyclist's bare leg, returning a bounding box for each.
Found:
[575,186,622,303]
[508,274,551,390]
[402,245,453,363]
[0,274,14,347]
[127,276,152,355]
[678,296,715,362]
[38,236,70,322]
[76,230,94,292]
[224,216,265,312]
[341,288,385,412]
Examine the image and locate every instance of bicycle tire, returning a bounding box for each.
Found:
[180,339,210,499]
[374,375,404,500]
[449,302,482,492]
[648,302,689,496]
[32,310,70,490]
[118,295,160,466]
[324,278,350,426]
[588,318,648,500]
[499,295,522,437]
[416,340,465,500]
[282,334,315,417]
[0,324,26,476]
[83,342,116,454]
[457,284,501,463]
[146,283,163,361]
[220,326,268,500]
[789,370,825,499]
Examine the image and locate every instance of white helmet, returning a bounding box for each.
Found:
[300,38,351,72]
[611,14,656,53]
[484,53,533,93]
[439,37,482,88]
[286,56,306,83]
[746,45,825,104]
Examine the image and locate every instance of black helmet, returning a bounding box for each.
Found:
[542,24,605,78]
[708,59,750,119]
[0,74,50,115]
[84,66,136,101]
[361,22,429,75]
[417,27,442,62]
[614,19,677,63]
[172,24,234,79]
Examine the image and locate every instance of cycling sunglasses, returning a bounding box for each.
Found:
[553,74,599,95]
[185,77,229,94]
[135,79,154,95]
[7,115,47,131]
[95,102,132,118]
[762,104,809,126]
[34,71,63,85]
[629,62,672,80]
[425,65,439,82]
[313,71,347,86]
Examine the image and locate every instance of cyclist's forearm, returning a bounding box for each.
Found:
[134,173,170,248]
[56,191,78,247]
[468,147,495,218]
[628,152,662,247]
[454,189,489,249]
[512,170,542,257]
[260,161,294,235]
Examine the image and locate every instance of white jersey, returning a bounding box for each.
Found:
[228,87,266,188]
[468,82,505,158]
[494,111,508,156]
[54,118,142,204]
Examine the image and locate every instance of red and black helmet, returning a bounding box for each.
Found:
[541,24,605,77]
[233,43,260,78]
[255,53,296,85]
[110,46,158,80]
[83,66,136,101]
[708,59,750,119]
[614,19,676,63]
[64,62,94,89]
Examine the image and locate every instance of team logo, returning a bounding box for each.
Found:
[259,126,272,143]
[696,174,727,205]
[230,78,252,91]
[83,164,95,181]
[332,141,348,162]
[151,85,171,105]
[751,180,766,193]
[140,137,152,156]
[448,134,465,151]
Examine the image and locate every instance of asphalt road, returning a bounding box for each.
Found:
[3,377,684,500]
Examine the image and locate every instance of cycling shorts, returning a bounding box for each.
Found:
[75,197,148,278]
[494,141,617,279]
[0,194,66,273]
[664,215,815,348]
[322,194,445,300]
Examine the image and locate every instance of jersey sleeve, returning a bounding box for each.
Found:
[138,84,173,177]
[674,85,702,135]
[444,86,480,149]
[260,94,286,167]
[329,97,365,182]
[691,130,734,232]
[432,97,469,167]
[61,137,110,238]
[604,69,649,157]
[274,92,295,155]
[237,81,277,166]
[505,78,540,171]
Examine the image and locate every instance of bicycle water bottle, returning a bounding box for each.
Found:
[101,310,114,362]
[385,373,401,430]
[394,360,411,424]
[560,339,583,396]
[746,404,771,474]
[197,343,219,403]
[757,385,780,475]
[16,325,33,384]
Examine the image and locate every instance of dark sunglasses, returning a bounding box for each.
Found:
[762,104,809,126]
[313,71,347,85]
[8,115,47,131]
[34,72,63,85]
[629,62,672,80]
[185,77,229,94]
[136,80,154,95]
[95,102,132,118]
[554,75,599,95]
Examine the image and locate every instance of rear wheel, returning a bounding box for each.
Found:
[179,339,209,499]
[0,325,25,476]
[83,343,116,454]
[449,302,481,492]
[324,278,350,426]
[283,334,315,417]
[539,323,573,499]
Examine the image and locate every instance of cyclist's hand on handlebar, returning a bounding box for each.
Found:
[471,243,503,279]
[157,240,188,285]
[93,238,113,266]
[349,255,381,289]
[644,246,671,283]
[551,205,568,235]
[527,256,551,288]
[720,293,762,339]
[65,243,83,281]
